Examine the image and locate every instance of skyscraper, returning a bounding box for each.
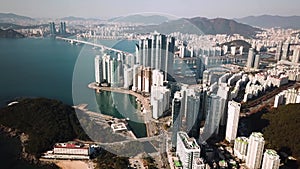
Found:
[151,85,170,119]
[200,94,226,142]
[132,64,141,92]
[136,32,175,80]
[49,22,56,35]
[261,149,280,169]
[123,65,133,89]
[281,41,290,60]
[171,92,183,148]
[275,42,282,61]
[246,132,265,169]
[94,55,103,84]
[225,101,241,143]
[234,137,248,161]
[247,48,255,68]
[176,131,201,169]
[292,47,300,63]
[60,22,66,35]
[254,54,260,69]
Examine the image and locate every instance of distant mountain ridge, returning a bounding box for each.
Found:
[108,14,170,25]
[0,13,35,24]
[235,15,300,29]
[130,17,261,37]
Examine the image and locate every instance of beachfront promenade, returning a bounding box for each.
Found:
[88,82,152,123]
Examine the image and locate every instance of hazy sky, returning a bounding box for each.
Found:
[1,0,299,19]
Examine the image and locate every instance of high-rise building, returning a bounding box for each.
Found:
[171,92,183,148]
[151,86,170,119]
[292,47,300,63]
[225,101,241,142]
[254,54,260,69]
[152,69,164,86]
[176,131,201,169]
[132,64,140,91]
[234,137,248,161]
[261,149,280,169]
[275,42,282,61]
[60,22,66,35]
[49,22,56,35]
[200,94,226,142]
[100,53,123,87]
[231,46,236,56]
[246,132,265,169]
[123,65,133,89]
[136,32,175,80]
[143,67,152,93]
[95,55,103,84]
[247,48,255,68]
[281,42,290,60]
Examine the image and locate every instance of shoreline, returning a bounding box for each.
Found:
[88,82,159,137]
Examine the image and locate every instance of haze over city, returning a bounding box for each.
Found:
[0,1,300,169]
[1,0,300,19]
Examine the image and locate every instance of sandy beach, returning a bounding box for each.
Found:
[55,160,93,169]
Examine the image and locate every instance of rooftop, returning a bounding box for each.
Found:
[54,141,89,149]
[265,149,279,157]
[178,132,200,150]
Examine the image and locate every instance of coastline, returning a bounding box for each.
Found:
[88,82,152,122]
[88,82,160,137]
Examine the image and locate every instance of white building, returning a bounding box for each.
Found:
[274,88,300,108]
[94,55,103,84]
[152,69,164,87]
[292,48,300,63]
[123,65,133,89]
[53,142,91,156]
[176,132,201,169]
[151,86,170,119]
[261,149,280,169]
[225,101,241,142]
[246,132,265,169]
[234,137,248,161]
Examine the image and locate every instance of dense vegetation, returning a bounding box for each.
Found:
[262,104,300,161]
[0,28,25,38]
[0,98,90,156]
[95,150,130,169]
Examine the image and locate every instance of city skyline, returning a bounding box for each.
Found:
[1,0,300,19]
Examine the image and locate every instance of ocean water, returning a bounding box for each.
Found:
[0,38,146,137]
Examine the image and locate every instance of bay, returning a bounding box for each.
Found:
[0,38,146,137]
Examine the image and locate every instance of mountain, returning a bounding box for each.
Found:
[0,29,25,38]
[130,17,261,37]
[61,16,87,21]
[235,15,300,29]
[262,104,300,167]
[0,13,35,24]
[109,14,170,25]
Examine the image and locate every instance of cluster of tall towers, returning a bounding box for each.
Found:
[234,132,281,169]
[246,48,260,69]
[95,32,175,90]
[275,41,300,63]
[49,22,67,35]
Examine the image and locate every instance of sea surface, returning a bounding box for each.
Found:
[0,37,146,136]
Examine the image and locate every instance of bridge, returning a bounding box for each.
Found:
[56,36,133,56]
